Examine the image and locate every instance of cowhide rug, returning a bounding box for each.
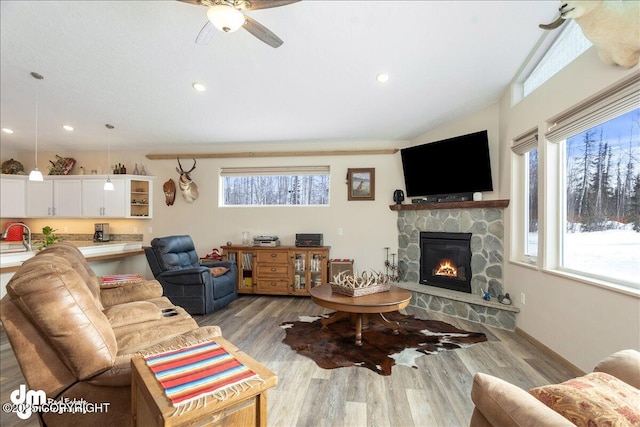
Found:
[280,312,487,376]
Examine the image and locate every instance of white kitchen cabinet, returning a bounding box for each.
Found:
[82,177,126,218]
[0,175,26,218]
[127,177,153,218]
[2,175,153,219]
[26,178,82,217]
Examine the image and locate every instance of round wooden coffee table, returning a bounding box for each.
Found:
[309,283,412,346]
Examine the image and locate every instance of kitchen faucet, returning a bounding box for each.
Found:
[1,223,33,252]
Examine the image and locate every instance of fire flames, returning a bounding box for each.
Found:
[434,259,458,278]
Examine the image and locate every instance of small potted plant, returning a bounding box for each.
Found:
[40,226,60,249]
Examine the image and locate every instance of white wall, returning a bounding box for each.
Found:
[2,141,405,272]
[424,47,639,372]
[145,142,405,272]
[500,49,639,372]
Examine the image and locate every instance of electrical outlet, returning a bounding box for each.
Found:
[63,226,68,233]
[520,292,526,305]
[337,228,343,236]
[148,227,153,234]
[133,227,138,233]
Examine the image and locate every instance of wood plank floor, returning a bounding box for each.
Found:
[1,295,578,427]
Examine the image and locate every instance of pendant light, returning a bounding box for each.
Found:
[28,72,44,181]
[104,124,115,191]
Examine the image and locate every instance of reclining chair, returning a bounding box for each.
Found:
[1,243,222,426]
[145,235,238,314]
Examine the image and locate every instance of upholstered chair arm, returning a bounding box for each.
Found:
[100,280,164,307]
[157,267,212,286]
[593,349,640,389]
[200,260,235,269]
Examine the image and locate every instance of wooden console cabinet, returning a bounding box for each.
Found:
[221,245,330,296]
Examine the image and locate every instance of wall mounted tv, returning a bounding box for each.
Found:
[400,130,493,199]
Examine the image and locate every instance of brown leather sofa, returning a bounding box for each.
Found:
[470,349,640,426]
[1,242,222,426]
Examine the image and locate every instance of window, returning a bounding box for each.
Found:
[514,21,592,103]
[545,73,640,289]
[523,21,591,97]
[220,166,330,206]
[561,109,639,285]
[512,128,539,264]
[525,148,539,258]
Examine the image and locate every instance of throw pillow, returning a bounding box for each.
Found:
[529,372,640,427]
[471,373,573,426]
[210,267,229,277]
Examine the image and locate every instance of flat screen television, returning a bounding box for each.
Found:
[400,130,493,198]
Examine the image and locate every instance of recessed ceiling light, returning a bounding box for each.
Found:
[62,124,74,131]
[192,82,207,92]
[376,73,390,83]
[2,128,14,134]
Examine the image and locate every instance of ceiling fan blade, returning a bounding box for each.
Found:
[176,0,207,6]
[244,0,301,11]
[195,20,216,44]
[243,15,283,48]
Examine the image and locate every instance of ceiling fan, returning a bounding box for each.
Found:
[178,0,300,48]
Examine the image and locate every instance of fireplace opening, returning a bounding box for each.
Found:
[420,232,472,293]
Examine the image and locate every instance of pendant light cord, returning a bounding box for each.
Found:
[34,83,38,167]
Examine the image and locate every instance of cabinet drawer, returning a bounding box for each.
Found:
[256,251,289,264]
[256,263,290,278]
[256,279,290,293]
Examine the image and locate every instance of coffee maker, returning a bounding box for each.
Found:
[94,223,110,242]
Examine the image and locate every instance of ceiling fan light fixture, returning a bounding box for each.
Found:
[207,5,245,33]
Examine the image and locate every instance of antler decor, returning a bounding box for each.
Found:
[330,271,392,297]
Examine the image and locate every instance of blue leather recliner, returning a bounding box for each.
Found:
[145,235,237,314]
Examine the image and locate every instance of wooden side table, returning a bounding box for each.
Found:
[131,337,277,427]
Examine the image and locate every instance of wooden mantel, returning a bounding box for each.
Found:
[389,199,509,211]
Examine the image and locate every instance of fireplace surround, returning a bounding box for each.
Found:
[391,200,518,330]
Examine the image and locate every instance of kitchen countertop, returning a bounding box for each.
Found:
[0,240,144,272]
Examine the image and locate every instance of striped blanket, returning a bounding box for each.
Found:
[144,340,262,407]
[101,273,143,288]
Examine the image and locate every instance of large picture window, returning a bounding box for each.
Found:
[562,108,639,285]
[220,166,330,206]
[541,73,639,291]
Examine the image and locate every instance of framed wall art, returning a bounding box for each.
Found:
[347,168,375,201]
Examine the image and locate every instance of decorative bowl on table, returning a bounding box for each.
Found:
[330,271,391,297]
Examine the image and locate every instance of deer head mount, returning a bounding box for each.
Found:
[176,157,199,203]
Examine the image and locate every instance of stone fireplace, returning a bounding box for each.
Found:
[397,206,505,297]
[392,201,518,330]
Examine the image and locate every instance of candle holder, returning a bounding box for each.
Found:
[384,247,400,282]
